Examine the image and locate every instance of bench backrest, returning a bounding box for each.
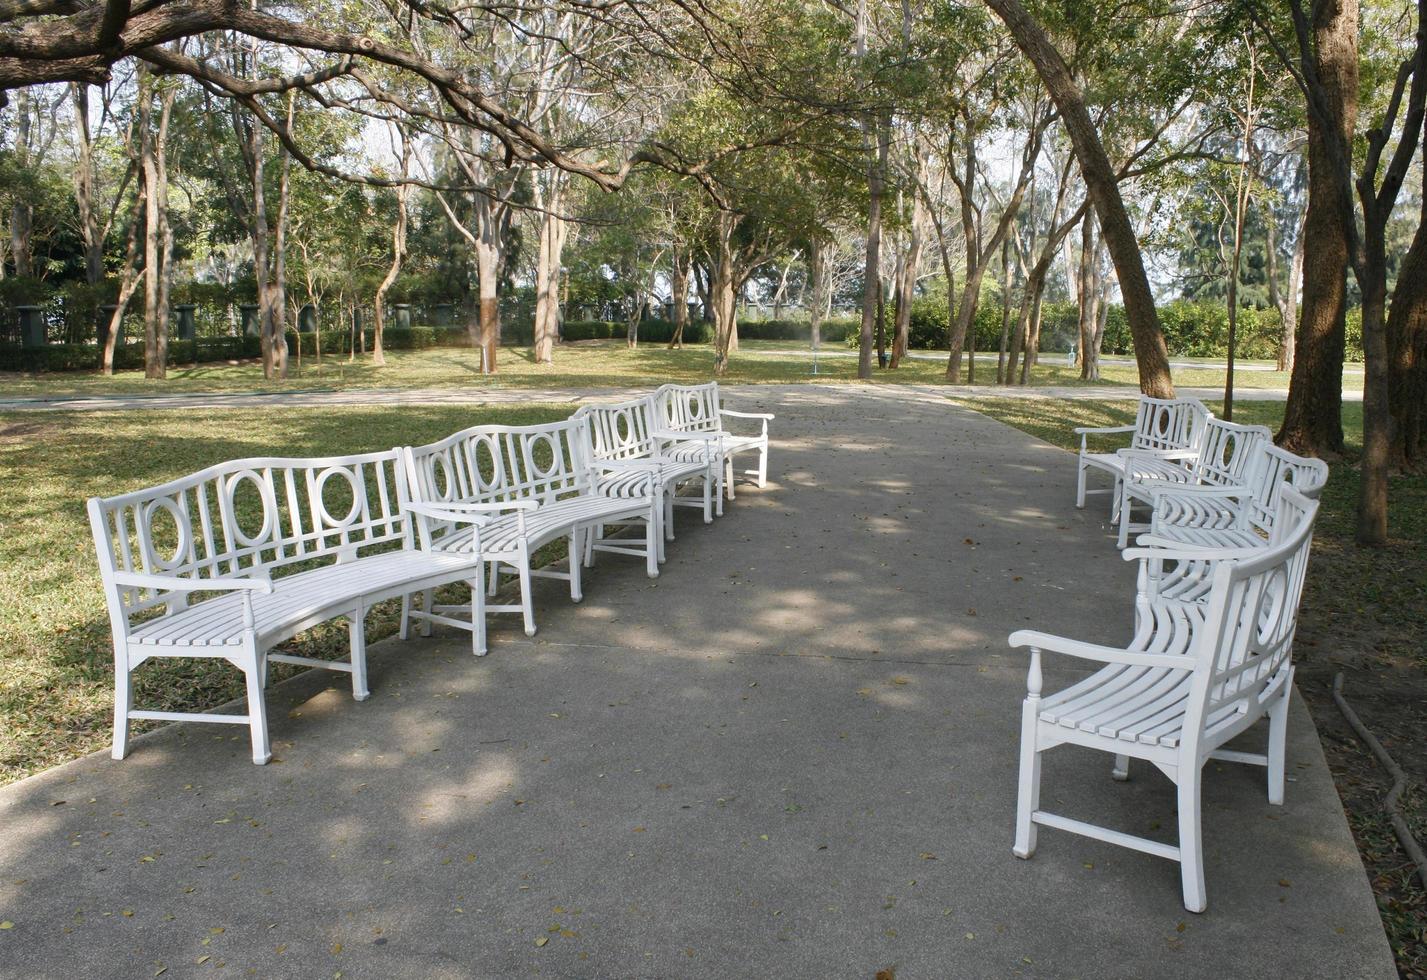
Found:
[574,395,659,464]
[1130,396,1211,455]
[1189,418,1271,488]
[89,450,411,621]
[1184,487,1318,752]
[404,417,595,520]
[1240,444,1331,538]
[655,382,722,436]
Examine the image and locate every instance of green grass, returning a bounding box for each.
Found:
[0,404,576,784]
[0,341,1363,398]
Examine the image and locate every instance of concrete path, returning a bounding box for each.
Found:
[0,378,1360,413]
[0,388,1392,978]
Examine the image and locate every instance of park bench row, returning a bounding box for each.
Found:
[1010,394,1328,912]
[88,382,773,766]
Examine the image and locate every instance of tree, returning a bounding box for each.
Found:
[982,0,1176,397]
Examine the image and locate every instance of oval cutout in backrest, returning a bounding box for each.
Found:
[142,495,191,571]
[225,469,277,548]
[315,465,361,528]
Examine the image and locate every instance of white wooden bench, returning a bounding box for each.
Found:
[1141,443,1329,552]
[1010,486,1320,912]
[1115,416,1271,547]
[1075,396,1210,514]
[401,417,660,654]
[88,450,484,764]
[654,382,773,515]
[573,394,715,563]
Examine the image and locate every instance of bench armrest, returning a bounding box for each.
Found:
[1148,483,1250,502]
[1073,424,1134,436]
[110,571,274,594]
[651,428,719,443]
[720,409,775,421]
[1123,541,1262,561]
[1007,629,1191,670]
[405,500,537,517]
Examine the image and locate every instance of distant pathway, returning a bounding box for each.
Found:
[0,379,1359,413]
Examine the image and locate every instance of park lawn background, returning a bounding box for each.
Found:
[0,341,1364,398]
[0,404,576,784]
[953,395,1426,973]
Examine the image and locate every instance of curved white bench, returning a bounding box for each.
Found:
[88,450,482,764]
[1075,396,1210,515]
[654,382,773,514]
[1116,417,1271,548]
[402,417,659,654]
[1010,487,1320,912]
[574,394,715,563]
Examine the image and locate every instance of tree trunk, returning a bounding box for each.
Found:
[711,211,740,375]
[983,0,1174,397]
[69,83,106,287]
[890,192,926,368]
[100,187,146,375]
[669,248,690,349]
[998,237,1014,384]
[1277,0,1359,455]
[9,87,33,279]
[808,239,829,353]
[859,114,888,379]
[1387,177,1427,468]
[533,179,566,364]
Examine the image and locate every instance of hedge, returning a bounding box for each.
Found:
[562,318,714,344]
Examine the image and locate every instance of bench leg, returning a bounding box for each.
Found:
[420,589,434,637]
[399,593,412,640]
[646,503,660,578]
[757,442,768,487]
[241,645,271,765]
[568,531,583,602]
[1116,487,1134,549]
[715,457,725,517]
[348,606,370,701]
[1075,457,1088,508]
[584,525,601,568]
[111,652,131,761]
[518,554,537,637]
[725,455,736,501]
[702,468,713,524]
[1266,671,1292,805]
[1012,701,1042,859]
[1112,754,1131,781]
[1178,768,1207,913]
[472,566,488,656]
[664,489,675,541]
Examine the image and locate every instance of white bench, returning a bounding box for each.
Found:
[1140,443,1329,552]
[573,393,715,563]
[654,382,773,515]
[401,417,660,654]
[1115,417,1271,547]
[88,450,483,764]
[1075,396,1210,514]
[1010,486,1320,912]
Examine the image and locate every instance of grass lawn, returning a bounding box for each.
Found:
[0,340,1363,398]
[952,395,1426,974]
[0,404,576,785]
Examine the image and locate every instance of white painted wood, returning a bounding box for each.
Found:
[88,450,484,765]
[573,394,715,559]
[1074,396,1210,512]
[653,383,773,514]
[1116,417,1272,547]
[1009,487,1320,912]
[402,417,660,654]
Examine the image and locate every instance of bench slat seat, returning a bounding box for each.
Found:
[426,495,654,557]
[130,551,477,650]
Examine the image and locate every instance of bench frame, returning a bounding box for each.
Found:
[654,382,773,514]
[89,450,481,764]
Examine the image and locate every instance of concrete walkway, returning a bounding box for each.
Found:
[0,378,1360,413]
[0,388,1392,978]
